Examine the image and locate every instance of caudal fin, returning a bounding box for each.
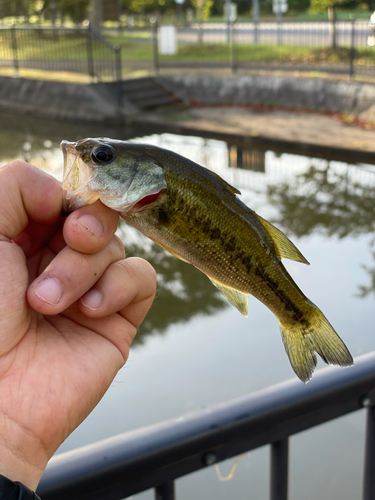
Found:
[279,305,353,383]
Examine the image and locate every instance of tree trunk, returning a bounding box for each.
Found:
[328,6,337,50]
[89,0,103,30]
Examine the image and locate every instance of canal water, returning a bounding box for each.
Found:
[1,113,375,500]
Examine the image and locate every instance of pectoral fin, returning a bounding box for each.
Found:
[256,215,310,265]
[154,241,190,263]
[209,278,249,316]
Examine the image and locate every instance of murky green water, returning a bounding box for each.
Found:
[1,113,375,500]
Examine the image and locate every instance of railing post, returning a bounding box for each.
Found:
[363,400,375,500]
[230,20,236,74]
[10,26,19,75]
[270,439,289,500]
[254,20,258,44]
[155,481,175,500]
[349,16,356,79]
[86,26,95,81]
[151,18,159,74]
[115,45,122,82]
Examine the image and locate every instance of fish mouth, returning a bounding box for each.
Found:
[61,140,99,213]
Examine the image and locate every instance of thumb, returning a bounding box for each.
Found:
[0,240,30,356]
[0,161,62,355]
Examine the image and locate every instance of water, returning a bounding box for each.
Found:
[1,113,375,500]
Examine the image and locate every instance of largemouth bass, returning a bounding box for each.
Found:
[61,138,353,382]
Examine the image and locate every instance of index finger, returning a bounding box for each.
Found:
[60,200,120,255]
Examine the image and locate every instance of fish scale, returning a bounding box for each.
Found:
[62,138,353,383]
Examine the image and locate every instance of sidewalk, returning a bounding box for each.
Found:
[136,105,375,164]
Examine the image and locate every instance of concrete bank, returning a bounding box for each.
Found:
[1,74,375,163]
[1,74,375,122]
[0,77,136,123]
[156,75,375,121]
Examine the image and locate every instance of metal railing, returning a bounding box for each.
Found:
[1,21,374,81]
[153,19,375,78]
[37,351,375,500]
[0,26,121,81]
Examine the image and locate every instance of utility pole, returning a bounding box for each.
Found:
[252,0,259,42]
[272,0,287,44]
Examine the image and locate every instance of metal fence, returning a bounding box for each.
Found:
[154,20,375,78]
[37,351,375,500]
[0,21,374,82]
[0,26,121,81]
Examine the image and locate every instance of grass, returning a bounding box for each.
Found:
[159,42,375,66]
[1,28,374,78]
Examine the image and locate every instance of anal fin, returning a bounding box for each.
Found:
[209,278,249,317]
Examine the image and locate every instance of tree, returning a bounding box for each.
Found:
[310,0,354,48]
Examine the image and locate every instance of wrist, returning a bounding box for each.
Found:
[0,474,41,499]
[0,450,45,491]
[0,427,47,491]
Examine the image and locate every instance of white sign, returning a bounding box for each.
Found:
[224,2,237,21]
[273,0,288,14]
[159,25,177,55]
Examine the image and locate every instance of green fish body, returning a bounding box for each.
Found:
[62,138,353,382]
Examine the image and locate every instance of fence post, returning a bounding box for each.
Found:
[270,439,289,500]
[115,45,123,116]
[115,45,122,82]
[151,18,159,74]
[349,15,356,79]
[10,26,19,75]
[254,19,259,44]
[363,401,375,500]
[155,481,175,500]
[86,26,95,81]
[276,13,282,45]
[230,21,236,74]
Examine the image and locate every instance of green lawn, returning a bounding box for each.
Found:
[1,29,374,68]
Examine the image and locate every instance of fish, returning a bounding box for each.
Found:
[61,137,353,383]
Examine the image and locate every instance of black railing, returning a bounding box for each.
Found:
[37,351,375,500]
[1,21,374,81]
[153,20,375,78]
[0,26,121,82]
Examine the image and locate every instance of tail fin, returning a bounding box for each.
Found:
[279,305,353,383]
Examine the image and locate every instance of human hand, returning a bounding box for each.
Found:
[0,161,156,490]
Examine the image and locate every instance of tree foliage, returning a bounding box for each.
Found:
[310,0,362,14]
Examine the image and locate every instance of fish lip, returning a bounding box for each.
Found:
[61,140,99,213]
[61,140,78,212]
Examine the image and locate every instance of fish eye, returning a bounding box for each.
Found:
[91,145,115,164]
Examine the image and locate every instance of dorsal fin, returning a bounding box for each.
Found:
[210,171,241,196]
[209,278,249,316]
[256,215,310,265]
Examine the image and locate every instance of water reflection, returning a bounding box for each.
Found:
[0,112,135,172]
[117,223,227,344]
[267,163,375,297]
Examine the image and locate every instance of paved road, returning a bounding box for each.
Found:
[176,21,371,46]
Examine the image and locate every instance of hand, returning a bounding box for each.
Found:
[0,161,156,490]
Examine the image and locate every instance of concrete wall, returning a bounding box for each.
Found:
[157,75,375,117]
[0,74,374,122]
[0,77,136,123]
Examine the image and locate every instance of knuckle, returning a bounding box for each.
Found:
[110,235,126,259]
[126,257,157,291]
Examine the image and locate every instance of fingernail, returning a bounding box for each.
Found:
[81,289,103,310]
[34,277,63,305]
[77,215,103,240]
